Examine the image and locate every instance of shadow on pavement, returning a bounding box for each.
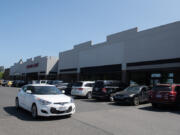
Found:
[78,99,109,103]
[138,105,180,115]
[108,102,150,106]
[108,102,132,106]
[3,106,71,121]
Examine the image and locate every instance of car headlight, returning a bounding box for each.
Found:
[36,98,52,105]
[129,94,135,97]
[70,98,74,103]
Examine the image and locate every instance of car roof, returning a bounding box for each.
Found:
[26,84,54,87]
[75,81,94,83]
[96,80,120,82]
[157,84,171,86]
[129,85,148,88]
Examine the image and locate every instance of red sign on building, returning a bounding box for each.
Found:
[26,63,39,69]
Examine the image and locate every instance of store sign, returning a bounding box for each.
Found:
[26,63,39,69]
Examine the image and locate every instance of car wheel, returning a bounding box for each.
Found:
[133,97,140,106]
[152,103,158,108]
[66,114,72,118]
[31,104,38,119]
[109,95,114,102]
[86,92,92,99]
[15,98,20,109]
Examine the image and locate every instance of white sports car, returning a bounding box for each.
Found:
[15,84,75,119]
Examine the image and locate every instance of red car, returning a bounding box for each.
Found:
[149,84,180,107]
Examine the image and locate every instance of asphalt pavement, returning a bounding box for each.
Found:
[0,87,180,135]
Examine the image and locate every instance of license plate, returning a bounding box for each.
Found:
[156,94,162,98]
[59,107,67,111]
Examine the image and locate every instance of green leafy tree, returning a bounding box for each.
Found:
[0,72,4,79]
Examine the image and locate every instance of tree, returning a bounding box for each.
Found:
[0,72,4,79]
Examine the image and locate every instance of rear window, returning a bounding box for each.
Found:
[41,81,46,84]
[94,81,120,87]
[94,81,104,88]
[73,82,83,87]
[152,86,171,91]
[85,83,94,87]
[67,83,73,87]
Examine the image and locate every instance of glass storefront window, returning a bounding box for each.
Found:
[166,79,173,84]
[151,73,161,78]
[168,73,174,78]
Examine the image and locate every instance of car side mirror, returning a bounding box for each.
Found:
[26,90,32,94]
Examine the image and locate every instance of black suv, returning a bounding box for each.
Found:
[92,80,128,101]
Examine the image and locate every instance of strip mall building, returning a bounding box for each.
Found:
[58,22,180,85]
[10,56,58,80]
[10,21,180,85]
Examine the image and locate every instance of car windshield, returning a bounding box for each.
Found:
[52,81,62,85]
[94,81,104,88]
[94,81,120,87]
[73,82,83,87]
[152,86,171,91]
[40,81,46,84]
[59,83,68,86]
[30,86,62,95]
[125,86,140,92]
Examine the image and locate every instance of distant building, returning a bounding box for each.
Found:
[3,68,10,80]
[10,56,59,80]
[0,66,4,72]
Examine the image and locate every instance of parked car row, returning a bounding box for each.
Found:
[2,79,179,110]
[12,79,180,119]
[69,81,180,108]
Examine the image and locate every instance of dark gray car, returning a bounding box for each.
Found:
[113,85,150,106]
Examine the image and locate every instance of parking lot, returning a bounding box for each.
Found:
[0,87,180,135]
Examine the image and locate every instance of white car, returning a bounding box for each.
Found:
[38,80,48,84]
[71,81,94,99]
[15,84,75,119]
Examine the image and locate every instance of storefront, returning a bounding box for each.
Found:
[80,64,122,81]
[10,56,59,81]
[58,21,180,84]
[127,58,180,86]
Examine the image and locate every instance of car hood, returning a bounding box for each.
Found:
[116,91,138,96]
[34,94,71,103]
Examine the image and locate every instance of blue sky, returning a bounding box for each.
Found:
[0,0,180,68]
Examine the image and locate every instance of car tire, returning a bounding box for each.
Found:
[86,92,92,99]
[66,114,72,118]
[152,103,158,108]
[31,104,38,119]
[133,97,140,106]
[109,95,114,102]
[15,98,20,109]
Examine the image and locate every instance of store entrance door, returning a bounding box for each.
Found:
[150,73,161,86]
[151,78,161,86]
[150,72,174,86]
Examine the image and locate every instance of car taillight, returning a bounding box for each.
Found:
[148,90,153,96]
[169,91,177,97]
[78,88,83,91]
[164,91,177,100]
[102,88,107,93]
